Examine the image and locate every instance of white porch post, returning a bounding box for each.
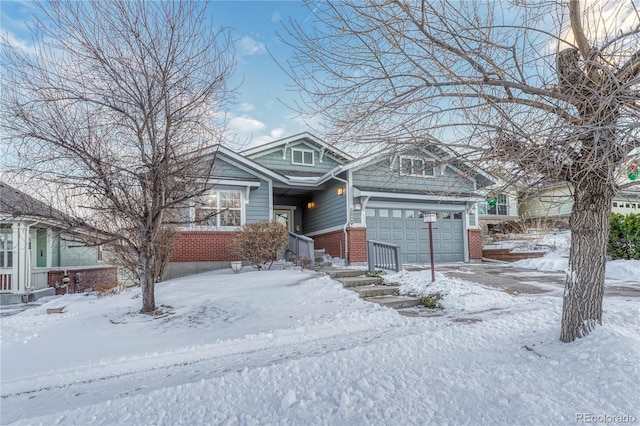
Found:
[13,222,26,294]
[46,228,53,268]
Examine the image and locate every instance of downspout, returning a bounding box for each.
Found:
[331,172,350,265]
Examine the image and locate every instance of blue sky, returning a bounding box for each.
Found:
[0,0,312,148]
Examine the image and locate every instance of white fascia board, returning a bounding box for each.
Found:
[359,190,484,203]
[207,179,260,188]
[241,132,353,163]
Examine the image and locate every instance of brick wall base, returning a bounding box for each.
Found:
[170,231,236,262]
[48,267,118,295]
[312,228,367,263]
[468,229,483,261]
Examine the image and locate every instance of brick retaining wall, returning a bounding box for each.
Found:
[48,267,118,295]
[482,248,545,262]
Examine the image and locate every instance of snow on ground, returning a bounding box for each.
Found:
[490,231,640,286]
[1,263,639,425]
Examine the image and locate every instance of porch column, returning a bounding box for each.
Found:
[46,228,53,268]
[13,222,27,294]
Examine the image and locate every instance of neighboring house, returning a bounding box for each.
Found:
[475,184,521,234]
[166,133,495,278]
[519,182,640,221]
[0,182,115,303]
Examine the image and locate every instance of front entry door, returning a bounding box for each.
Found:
[274,209,294,232]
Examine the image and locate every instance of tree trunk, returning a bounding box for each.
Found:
[560,178,614,342]
[140,253,156,314]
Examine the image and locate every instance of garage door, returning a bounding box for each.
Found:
[365,208,465,263]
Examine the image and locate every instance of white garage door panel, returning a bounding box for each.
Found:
[366,208,464,263]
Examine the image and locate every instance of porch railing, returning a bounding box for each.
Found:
[367,240,402,273]
[0,273,12,292]
[287,232,315,267]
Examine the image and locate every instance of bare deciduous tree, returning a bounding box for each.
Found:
[283,0,639,342]
[1,0,235,313]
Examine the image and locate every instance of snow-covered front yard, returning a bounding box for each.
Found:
[1,256,638,425]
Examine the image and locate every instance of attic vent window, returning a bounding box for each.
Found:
[400,156,434,177]
[291,148,314,166]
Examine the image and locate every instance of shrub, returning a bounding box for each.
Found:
[608,213,640,260]
[419,292,443,309]
[232,221,290,270]
[93,282,119,297]
[298,256,312,270]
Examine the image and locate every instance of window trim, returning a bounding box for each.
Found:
[399,156,435,177]
[194,190,244,229]
[0,232,13,268]
[478,193,509,216]
[291,148,315,166]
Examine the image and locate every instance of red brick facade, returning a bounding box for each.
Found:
[171,227,478,265]
[170,231,236,262]
[468,229,483,261]
[312,227,367,263]
[48,267,118,295]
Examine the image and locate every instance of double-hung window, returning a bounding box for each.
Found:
[195,190,242,227]
[291,148,314,166]
[0,232,13,268]
[478,193,509,216]
[400,156,434,177]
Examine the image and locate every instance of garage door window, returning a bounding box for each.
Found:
[379,209,389,217]
[405,210,415,218]
[366,208,376,217]
[392,210,402,218]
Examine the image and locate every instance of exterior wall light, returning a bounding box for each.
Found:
[337,187,345,196]
[307,201,315,209]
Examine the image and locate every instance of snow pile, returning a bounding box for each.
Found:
[505,231,638,286]
[385,269,521,312]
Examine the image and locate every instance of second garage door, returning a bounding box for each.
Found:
[365,208,465,263]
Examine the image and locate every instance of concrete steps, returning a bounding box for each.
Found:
[364,295,422,309]
[320,268,422,310]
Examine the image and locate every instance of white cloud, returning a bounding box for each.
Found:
[558,0,638,49]
[238,103,255,112]
[237,36,266,56]
[269,128,286,139]
[270,11,282,23]
[229,115,266,133]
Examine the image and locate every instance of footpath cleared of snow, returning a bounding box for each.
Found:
[1,265,639,425]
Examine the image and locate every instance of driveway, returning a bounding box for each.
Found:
[435,263,640,298]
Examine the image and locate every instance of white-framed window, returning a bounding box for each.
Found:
[478,193,509,216]
[291,148,314,166]
[0,232,13,268]
[195,190,242,227]
[400,156,434,177]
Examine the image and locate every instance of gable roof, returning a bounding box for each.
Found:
[0,181,70,223]
[341,144,496,188]
[241,132,354,164]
